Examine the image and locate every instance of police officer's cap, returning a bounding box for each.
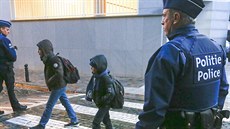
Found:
[163,0,205,19]
[0,20,11,28]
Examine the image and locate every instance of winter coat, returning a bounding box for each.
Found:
[136,25,229,129]
[37,39,66,91]
[0,34,16,69]
[89,55,115,108]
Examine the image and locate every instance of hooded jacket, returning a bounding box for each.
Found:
[37,39,66,91]
[90,55,115,108]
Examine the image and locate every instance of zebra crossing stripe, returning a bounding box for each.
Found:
[123,101,143,109]
[54,104,138,124]
[6,114,90,129]
[81,97,143,109]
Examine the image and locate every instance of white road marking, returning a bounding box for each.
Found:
[55,104,138,124]
[81,97,143,109]
[6,114,90,129]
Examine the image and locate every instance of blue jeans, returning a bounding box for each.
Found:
[39,86,78,127]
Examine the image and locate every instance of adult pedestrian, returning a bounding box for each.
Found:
[135,0,229,129]
[0,20,27,114]
[30,39,79,129]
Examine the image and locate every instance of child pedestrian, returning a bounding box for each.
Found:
[88,54,115,129]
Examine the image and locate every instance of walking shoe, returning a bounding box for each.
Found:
[29,124,45,129]
[0,110,4,115]
[13,105,27,112]
[64,122,79,127]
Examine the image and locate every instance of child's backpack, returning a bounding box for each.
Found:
[56,53,80,84]
[110,75,124,109]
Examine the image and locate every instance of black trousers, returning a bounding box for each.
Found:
[92,106,113,129]
[0,67,20,109]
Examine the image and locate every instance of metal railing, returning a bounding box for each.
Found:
[13,0,138,20]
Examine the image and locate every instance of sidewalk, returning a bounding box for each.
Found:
[14,69,145,100]
[14,61,230,101]
[14,62,230,102]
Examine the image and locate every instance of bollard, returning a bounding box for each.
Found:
[24,64,30,82]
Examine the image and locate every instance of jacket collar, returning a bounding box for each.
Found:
[94,69,109,78]
[0,33,6,37]
[167,24,198,40]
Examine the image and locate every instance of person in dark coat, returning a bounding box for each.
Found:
[135,0,229,129]
[0,20,27,114]
[88,54,115,129]
[30,39,79,129]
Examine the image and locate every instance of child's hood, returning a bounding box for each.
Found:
[90,55,107,74]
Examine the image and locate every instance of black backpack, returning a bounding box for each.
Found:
[110,75,124,109]
[57,53,80,84]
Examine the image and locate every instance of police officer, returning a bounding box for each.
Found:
[0,20,27,113]
[135,0,229,129]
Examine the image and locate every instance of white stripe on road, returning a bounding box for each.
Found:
[81,97,143,109]
[6,114,90,129]
[54,104,138,124]
[123,101,143,109]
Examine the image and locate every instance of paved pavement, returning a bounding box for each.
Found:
[14,69,145,101]
[0,62,229,128]
[0,92,142,128]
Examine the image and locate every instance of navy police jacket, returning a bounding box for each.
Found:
[136,25,229,129]
[0,34,16,68]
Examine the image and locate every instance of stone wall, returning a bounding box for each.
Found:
[1,0,230,77]
[10,16,162,77]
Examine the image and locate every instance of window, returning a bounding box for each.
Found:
[12,0,138,20]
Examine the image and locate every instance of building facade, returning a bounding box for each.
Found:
[0,0,230,77]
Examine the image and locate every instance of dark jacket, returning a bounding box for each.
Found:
[136,25,229,129]
[90,55,115,108]
[37,39,66,91]
[0,34,16,69]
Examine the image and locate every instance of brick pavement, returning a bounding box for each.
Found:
[1,67,145,128]
[1,92,141,128]
[14,69,145,100]
[14,61,230,102]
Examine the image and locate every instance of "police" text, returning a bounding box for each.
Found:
[196,55,221,82]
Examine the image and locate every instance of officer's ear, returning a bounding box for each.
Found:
[173,12,181,24]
